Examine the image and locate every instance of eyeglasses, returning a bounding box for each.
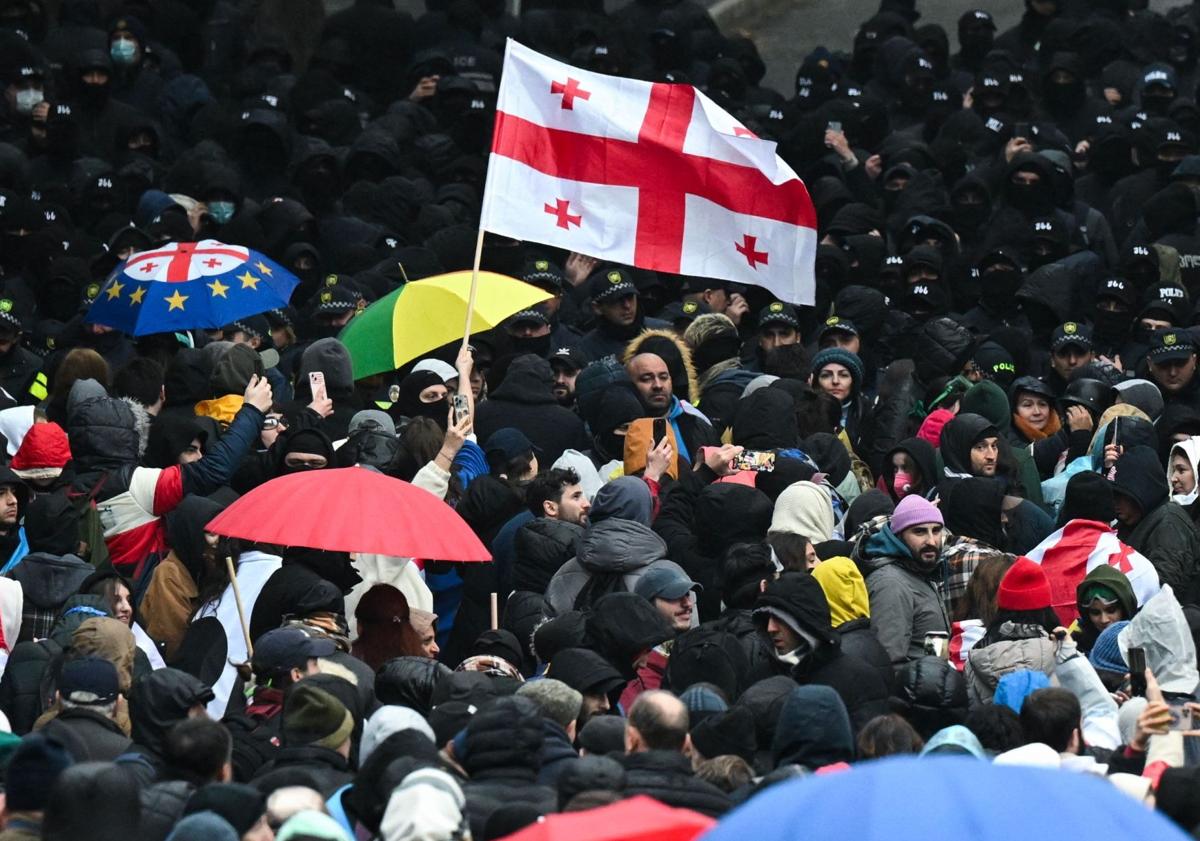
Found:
[263,416,287,431]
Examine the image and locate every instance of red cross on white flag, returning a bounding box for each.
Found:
[480,39,817,305]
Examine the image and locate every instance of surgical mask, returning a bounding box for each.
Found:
[208,201,235,225]
[14,88,41,115]
[110,39,137,65]
[892,470,915,499]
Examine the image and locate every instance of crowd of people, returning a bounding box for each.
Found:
[0,0,1198,838]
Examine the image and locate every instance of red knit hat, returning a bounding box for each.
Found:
[10,422,71,481]
[996,557,1053,611]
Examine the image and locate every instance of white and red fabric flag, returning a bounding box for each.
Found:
[1023,518,1161,625]
[480,39,818,305]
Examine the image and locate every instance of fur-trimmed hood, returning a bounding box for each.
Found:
[622,328,700,405]
[66,379,150,471]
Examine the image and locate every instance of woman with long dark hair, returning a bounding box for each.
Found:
[964,557,1059,707]
[352,584,427,671]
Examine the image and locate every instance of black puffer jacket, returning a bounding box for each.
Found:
[512,518,585,595]
[374,656,452,716]
[622,750,732,816]
[461,696,557,838]
[138,780,194,841]
[473,354,589,464]
[251,744,354,797]
[890,655,969,740]
[731,389,799,450]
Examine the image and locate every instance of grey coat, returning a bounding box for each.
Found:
[545,517,686,615]
[965,624,1057,708]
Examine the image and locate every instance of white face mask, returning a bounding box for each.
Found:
[14,88,41,115]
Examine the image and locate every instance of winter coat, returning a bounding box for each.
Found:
[536,717,578,787]
[39,706,132,761]
[853,521,951,667]
[8,552,91,643]
[251,744,354,797]
[584,593,674,683]
[753,573,890,732]
[622,750,732,816]
[544,518,679,615]
[654,474,773,620]
[835,618,895,695]
[374,657,452,716]
[473,355,589,464]
[460,696,557,838]
[965,623,1057,708]
[512,518,584,596]
[138,780,195,841]
[66,379,263,576]
[128,668,215,774]
[139,554,197,661]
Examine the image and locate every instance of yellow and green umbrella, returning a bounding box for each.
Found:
[339,271,551,379]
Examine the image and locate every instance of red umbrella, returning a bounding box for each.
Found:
[206,467,491,561]
[495,797,714,841]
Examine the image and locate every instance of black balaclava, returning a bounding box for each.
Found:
[396,370,448,426]
[1042,53,1087,113]
[979,264,1025,315]
[509,331,553,359]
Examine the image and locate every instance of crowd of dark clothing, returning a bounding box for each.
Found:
[0,0,1198,838]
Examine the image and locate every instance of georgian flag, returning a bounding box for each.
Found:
[1023,519,1161,625]
[480,39,817,305]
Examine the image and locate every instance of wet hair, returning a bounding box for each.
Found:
[721,542,777,609]
[856,713,925,759]
[795,388,842,436]
[766,532,810,572]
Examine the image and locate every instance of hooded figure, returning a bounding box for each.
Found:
[752,573,889,731]
[771,685,854,771]
[769,482,835,543]
[1074,565,1137,655]
[583,592,674,683]
[128,668,215,773]
[811,556,895,693]
[1168,437,1200,516]
[545,477,687,614]
[1110,445,1200,601]
[473,355,589,465]
[140,496,225,660]
[878,438,939,504]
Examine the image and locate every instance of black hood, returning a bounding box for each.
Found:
[913,318,974,384]
[130,668,215,757]
[584,592,673,680]
[731,389,799,449]
[165,495,226,587]
[145,415,208,469]
[694,484,774,558]
[940,477,1005,548]
[9,552,91,609]
[939,413,997,476]
[491,354,558,405]
[455,475,525,548]
[771,685,854,769]
[881,437,939,502]
[753,572,838,648]
[1111,445,1169,515]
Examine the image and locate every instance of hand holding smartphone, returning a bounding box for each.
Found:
[309,371,327,404]
[453,392,471,426]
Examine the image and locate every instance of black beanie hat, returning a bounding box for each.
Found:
[6,733,74,811]
[1057,471,1116,528]
[690,706,757,763]
[471,629,524,670]
[532,612,587,663]
[184,783,266,834]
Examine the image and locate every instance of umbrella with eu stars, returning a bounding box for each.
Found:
[85,239,299,336]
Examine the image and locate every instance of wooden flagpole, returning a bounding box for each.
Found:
[461,228,486,351]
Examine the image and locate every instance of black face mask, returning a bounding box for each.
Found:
[76,81,110,110]
[1007,181,1054,215]
[1142,93,1175,116]
[1090,140,1134,179]
[952,198,991,232]
[410,397,448,428]
[959,32,993,59]
[1043,79,1085,112]
[510,333,552,358]
[1093,308,1133,345]
[980,267,1024,312]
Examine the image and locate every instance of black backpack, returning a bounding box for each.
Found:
[662,624,751,701]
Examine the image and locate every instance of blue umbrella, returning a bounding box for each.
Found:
[85,239,299,336]
[702,757,1187,841]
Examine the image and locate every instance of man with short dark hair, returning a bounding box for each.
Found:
[1019,688,1083,754]
[549,347,586,408]
[525,468,590,525]
[112,357,165,415]
[139,718,236,841]
[621,691,731,817]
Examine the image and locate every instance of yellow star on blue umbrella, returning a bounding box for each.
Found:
[207,279,230,298]
[105,279,125,300]
[165,290,188,311]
